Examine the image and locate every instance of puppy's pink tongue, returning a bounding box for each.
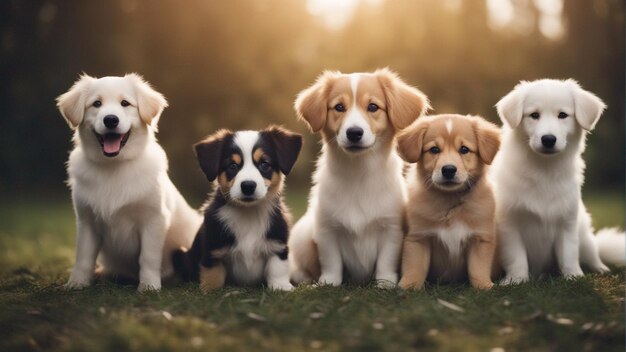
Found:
[103,134,123,154]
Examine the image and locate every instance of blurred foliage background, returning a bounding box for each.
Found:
[0,0,623,206]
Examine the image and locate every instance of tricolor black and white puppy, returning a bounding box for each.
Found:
[173,126,302,292]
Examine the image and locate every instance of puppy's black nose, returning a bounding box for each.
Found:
[441,165,457,180]
[103,115,119,129]
[541,134,557,148]
[346,127,364,142]
[241,181,257,196]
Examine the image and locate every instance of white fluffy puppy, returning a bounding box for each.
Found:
[492,79,625,284]
[57,74,202,291]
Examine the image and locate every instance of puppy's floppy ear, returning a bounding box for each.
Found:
[397,120,429,163]
[471,116,501,165]
[56,74,96,128]
[294,71,338,132]
[262,125,303,175]
[376,67,430,130]
[566,79,606,131]
[194,129,233,181]
[496,81,527,128]
[126,73,168,129]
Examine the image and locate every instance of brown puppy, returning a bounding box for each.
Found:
[397,114,501,290]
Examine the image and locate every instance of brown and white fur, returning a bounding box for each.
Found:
[57,74,202,292]
[397,114,501,290]
[288,68,429,287]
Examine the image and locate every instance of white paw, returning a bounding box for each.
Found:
[318,274,342,286]
[268,281,294,291]
[376,280,397,289]
[590,263,611,274]
[562,267,584,279]
[137,281,161,292]
[65,278,91,290]
[500,274,529,285]
[375,272,398,287]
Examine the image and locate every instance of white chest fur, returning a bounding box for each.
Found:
[217,202,283,285]
[433,221,474,258]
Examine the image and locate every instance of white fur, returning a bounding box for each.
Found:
[229,131,269,201]
[336,74,377,149]
[289,138,406,287]
[433,221,474,258]
[445,118,453,134]
[492,79,624,284]
[217,197,293,291]
[58,74,202,291]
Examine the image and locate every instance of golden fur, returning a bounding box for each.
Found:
[397,114,501,290]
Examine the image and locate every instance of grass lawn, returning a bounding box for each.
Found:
[0,191,624,351]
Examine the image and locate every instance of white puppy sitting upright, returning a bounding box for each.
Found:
[492,79,625,284]
[57,74,202,291]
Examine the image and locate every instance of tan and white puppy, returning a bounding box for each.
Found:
[493,79,624,284]
[397,114,501,290]
[57,74,202,291]
[288,68,429,286]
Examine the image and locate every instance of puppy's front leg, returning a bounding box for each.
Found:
[468,235,495,290]
[499,225,530,285]
[138,216,167,292]
[398,235,431,290]
[375,222,403,287]
[316,225,343,286]
[66,204,101,289]
[265,249,294,291]
[199,263,226,293]
[556,221,583,278]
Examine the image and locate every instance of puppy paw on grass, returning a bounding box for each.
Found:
[137,282,161,293]
[398,279,423,290]
[500,275,529,286]
[64,278,91,290]
[268,281,295,291]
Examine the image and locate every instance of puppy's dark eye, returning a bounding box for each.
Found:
[259,161,272,173]
[121,100,130,107]
[459,146,470,154]
[334,103,345,112]
[228,163,239,171]
[558,112,568,119]
[429,146,440,154]
[530,112,540,119]
[367,103,379,112]
[92,100,102,108]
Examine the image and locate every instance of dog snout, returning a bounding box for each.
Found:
[240,181,257,196]
[441,165,457,180]
[103,115,119,129]
[541,134,557,149]
[346,127,364,143]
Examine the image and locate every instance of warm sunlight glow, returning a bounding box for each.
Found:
[306,0,359,31]
[486,0,515,29]
[488,0,564,40]
[534,0,564,40]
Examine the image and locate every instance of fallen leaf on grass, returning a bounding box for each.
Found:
[437,299,465,312]
[498,326,514,335]
[547,314,573,326]
[247,312,267,322]
[222,290,241,298]
[309,340,323,349]
[309,312,324,320]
